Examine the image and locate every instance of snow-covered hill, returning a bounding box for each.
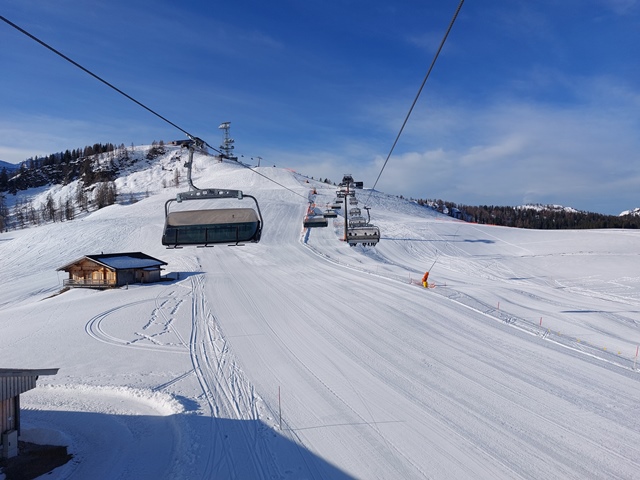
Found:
[517,203,580,213]
[1,151,640,479]
[620,207,640,217]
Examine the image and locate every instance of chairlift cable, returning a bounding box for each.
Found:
[365,0,465,205]
[1,15,309,202]
[428,251,439,272]
[0,15,220,154]
[237,163,308,201]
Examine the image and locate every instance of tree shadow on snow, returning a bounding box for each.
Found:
[160,271,205,283]
[21,409,355,480]
[463,239,495,244]
[382,237,495,244]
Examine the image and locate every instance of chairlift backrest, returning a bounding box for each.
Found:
[346,224,381,246]
[163,207,261,247]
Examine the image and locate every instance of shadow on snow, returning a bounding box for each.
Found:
[381,237,495,244]
[21,409,354,480]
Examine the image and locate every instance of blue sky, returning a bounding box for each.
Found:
[1,1,639,214]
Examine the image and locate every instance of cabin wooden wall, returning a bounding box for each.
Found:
[0,375,35,402]
[1,375,35,434]
[145,270,161,283]
[66,259,116,285]
[0,397,17,434]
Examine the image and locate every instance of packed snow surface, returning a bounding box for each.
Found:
[1,148,639,479]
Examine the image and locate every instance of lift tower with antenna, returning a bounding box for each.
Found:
[218,122,238,161]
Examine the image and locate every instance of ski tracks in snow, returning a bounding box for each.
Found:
[80,254,280,478]
[187,272,279,480]
[84,295,190,354]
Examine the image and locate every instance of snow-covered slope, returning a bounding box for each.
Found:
[1,152,640,479]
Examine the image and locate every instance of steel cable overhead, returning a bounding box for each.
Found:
[0,14,309,201]
[0,15,201,149]
[365,0,465,206]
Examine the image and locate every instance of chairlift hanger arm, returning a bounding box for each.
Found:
[177,189,244,202]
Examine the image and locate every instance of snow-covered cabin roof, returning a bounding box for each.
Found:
[57,252,167,271]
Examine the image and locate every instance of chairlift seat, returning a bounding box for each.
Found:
[304,215,329,228]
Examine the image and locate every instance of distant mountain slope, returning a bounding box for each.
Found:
[0,160,19,172]
[3,142,639,229]
[433,201,640,229]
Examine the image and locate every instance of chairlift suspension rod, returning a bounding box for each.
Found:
[428,252,439,272]
[343,182,350,242]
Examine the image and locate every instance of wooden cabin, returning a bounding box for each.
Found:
[1,368,59,458]
[57,252,167,289]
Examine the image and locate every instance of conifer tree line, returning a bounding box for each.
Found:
[0,142,124,193]
[415,199,640,230]
[0,141,171,232]
[0,142,146,232]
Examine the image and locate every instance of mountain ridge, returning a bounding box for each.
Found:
[1,143,638,226]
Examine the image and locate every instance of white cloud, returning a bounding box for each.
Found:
[598,0,639,15]
[338,74,640,214]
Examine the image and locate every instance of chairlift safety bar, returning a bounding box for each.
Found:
[176,189,244,202]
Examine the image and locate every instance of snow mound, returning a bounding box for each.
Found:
[32,384,185,416]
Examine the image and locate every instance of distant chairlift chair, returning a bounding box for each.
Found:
[346,206,380,247]
[304,215,329,228]
[347,225,381,247]
[303,202,328,228]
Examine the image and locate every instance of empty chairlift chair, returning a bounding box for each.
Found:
[303,202,328,228]
[303,215,329,228]
[346,205,380,247]
[349,215,367,227]
[161,139,263,248]
[347,225,381,247]
[163,192,262,247]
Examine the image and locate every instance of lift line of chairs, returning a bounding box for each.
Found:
[303,174,381,247]
[339,175,380,247]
